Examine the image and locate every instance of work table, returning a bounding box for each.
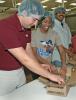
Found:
[0,79,76,100]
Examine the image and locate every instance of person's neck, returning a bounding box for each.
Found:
[40,27,48,34]
[17,15,23,26]
[56,19,63,23]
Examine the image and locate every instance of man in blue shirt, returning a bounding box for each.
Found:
[52,7,72,76]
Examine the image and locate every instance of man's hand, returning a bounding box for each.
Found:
[67,49,74,57]
[41,64,65,84]
[49,74,65,85]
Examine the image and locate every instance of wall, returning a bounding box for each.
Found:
[66,14,76,35]
[0,8,17,20]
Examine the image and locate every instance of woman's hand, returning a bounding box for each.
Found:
[41,64,65,84]
[41,64,52,72]
[50,64,58,74]
[41,64,58,74]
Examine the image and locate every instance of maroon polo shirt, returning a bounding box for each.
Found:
[0,13,31,70]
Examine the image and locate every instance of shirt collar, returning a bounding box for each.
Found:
[55,19,65,26]
[11,13,23,31]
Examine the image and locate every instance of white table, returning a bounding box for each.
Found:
[0,79,76,100]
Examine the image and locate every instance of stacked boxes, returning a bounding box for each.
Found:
[38,66,76,96]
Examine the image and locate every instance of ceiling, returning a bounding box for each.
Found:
[0,0,76,14]
[40,0,76,12]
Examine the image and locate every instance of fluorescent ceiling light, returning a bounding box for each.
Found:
[51,7,71,12]
[0,0,5,3]
[66,7,76,12]
[41,0,49,3]
[66,9,71,12]
[70,3,76,6]
[51,7,57,10]
[70,7,76,10]
[55,0,67,3]
[16,3,21,6]
[43,6,47,8]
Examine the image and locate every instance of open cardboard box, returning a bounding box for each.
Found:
[38,66,76,96]
[67,67,76,87]
[39,77,70,96]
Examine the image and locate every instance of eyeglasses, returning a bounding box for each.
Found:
[32,17,40,22]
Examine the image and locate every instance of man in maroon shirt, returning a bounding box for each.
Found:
[0,0,64,95]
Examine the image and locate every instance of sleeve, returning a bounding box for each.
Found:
[0,29,22,50]
[66,24,72,44]
[31,30,37,47]
[54,31,62,46]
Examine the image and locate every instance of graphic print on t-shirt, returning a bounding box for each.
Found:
[37,40,54,58]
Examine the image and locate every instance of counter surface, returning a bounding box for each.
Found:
[0,79,76,100]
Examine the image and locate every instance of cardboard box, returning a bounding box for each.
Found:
[67,67,76,87]
[38,66,76,96]
[38,77,70,96]
[47,82,70,96]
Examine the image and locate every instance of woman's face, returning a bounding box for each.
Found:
[41,16,52,32]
